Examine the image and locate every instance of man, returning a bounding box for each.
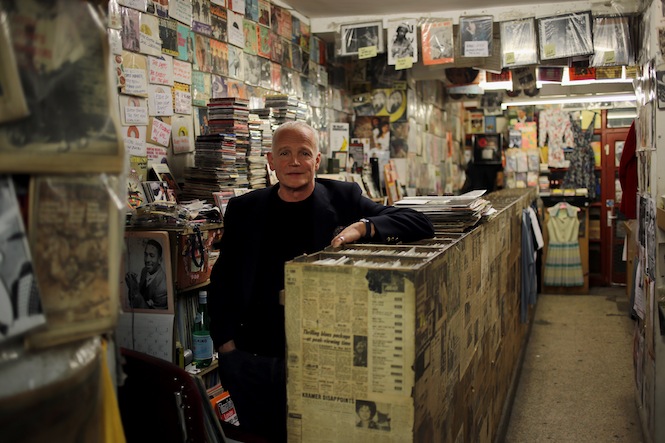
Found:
[208,121,434,442]
[125,239,168,310]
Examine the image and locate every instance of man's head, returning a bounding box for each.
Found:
[268,121,321,201]
[144,239,163,275]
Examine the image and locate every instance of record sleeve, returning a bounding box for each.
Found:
[421,19,454,66]
[500,18,537,67]
[590,16,633,67]
[538,11,593,61]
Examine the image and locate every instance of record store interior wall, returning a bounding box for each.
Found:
[107,0,642,197]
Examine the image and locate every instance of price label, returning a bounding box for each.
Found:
[544,44,556,59]
[604,50,616,64]
[505,52,515,65]
[395,57,413,70]
[358,46,377,59]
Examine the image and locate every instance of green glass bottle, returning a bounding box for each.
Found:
[192,290,213,368]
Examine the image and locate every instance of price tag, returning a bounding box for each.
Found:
[544,44,556,59]
[505,52,516,65]
[604,50,616,64]
[395,57,413,70]
[358,46,377,59]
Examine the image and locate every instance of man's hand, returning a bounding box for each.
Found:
[331,221,368,248]
[218,339,236,354]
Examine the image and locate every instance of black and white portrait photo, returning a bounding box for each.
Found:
[0,176,45,343]
[123,231,174,313]
[340,21,383,56]
[387,19,418,65]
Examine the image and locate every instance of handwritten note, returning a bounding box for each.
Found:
[464,41,489,57]
[124,105,149,125]
[146,143,169,164]
[169,0,193,25]
[123,125,147,156]
[395,57,413,70]
[150,118,172,147]
[505,52,515,65]
[171,115,194,154]
[149,55,174,85]
[123,68,149,96]
[148,85,174,116]
[174,90,192,114]
[358,46,377,59]
[173,59,192,84]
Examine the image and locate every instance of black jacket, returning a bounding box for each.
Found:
[207,178,434,354]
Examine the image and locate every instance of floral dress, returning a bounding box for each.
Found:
[563,113,597,199]
[538,108,574,167]
[544,203,584,286]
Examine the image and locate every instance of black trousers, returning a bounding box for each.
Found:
[217,349,286,443]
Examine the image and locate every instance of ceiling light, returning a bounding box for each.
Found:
[501,93,637,109]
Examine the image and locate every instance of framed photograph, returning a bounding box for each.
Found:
[27,175,122,348]
[500,18,537,67]
[0,4,124,174]
[473,133,503,165]
[459,16,493,57]
[387,19,418,65]
[340,21,384,57]
[538,11,593,60]
[0,12,29,124]
[333,150,349,169]
[121,231,174,314]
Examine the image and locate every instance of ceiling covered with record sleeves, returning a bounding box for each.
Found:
[280,0,643,31]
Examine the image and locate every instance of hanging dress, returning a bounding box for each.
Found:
[563,113,597,199]
[544,203,584,286]
[538,108,574,168]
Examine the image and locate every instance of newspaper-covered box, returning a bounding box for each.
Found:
[285,252,437,442]
[285,188,535,443]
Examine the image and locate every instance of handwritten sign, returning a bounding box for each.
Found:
[124,68,148,96]
[149,55,174,85]
[168,0,193,26]
[146,143,169,164]
[358,46,377,59]
[174,90,192,114]
[395,57,413,70]
[123,125,147,156]
[150,118,172,147]
[125,105,149,125]
[464,41,489,57]
[173,59,192,84]
[171,116,194,154]
[149,85,174,116]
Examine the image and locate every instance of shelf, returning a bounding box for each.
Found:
[186,358,218,377]
[177,279,211,294]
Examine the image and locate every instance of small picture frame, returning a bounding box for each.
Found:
[121,231,174,314]
[340,21,384,56]
[333,150,348,169]
[473,133,503,165]
[538,11,593,61]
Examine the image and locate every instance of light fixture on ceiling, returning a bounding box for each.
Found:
[501,93,637,109]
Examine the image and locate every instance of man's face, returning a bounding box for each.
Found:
[144,244,162,274]
[268,127,321,194]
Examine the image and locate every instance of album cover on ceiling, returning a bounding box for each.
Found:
[538,11,593,60]
[500,18,537,67]
[590,16,634,67]
[421,19,454,66]
[459,16,493,58]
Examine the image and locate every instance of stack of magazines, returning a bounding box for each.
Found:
[394,190,497,234]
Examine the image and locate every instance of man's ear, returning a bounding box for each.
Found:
[267,152,276,171]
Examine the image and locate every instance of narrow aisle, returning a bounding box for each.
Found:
[505,289,643,443]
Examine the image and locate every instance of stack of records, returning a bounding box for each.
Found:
[247,113,270,189]
[264,94,307,130]
[206,98,250,190]
[182,133,240,202]
[394,190,495,234]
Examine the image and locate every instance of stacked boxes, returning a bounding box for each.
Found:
[285,188,536,443]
